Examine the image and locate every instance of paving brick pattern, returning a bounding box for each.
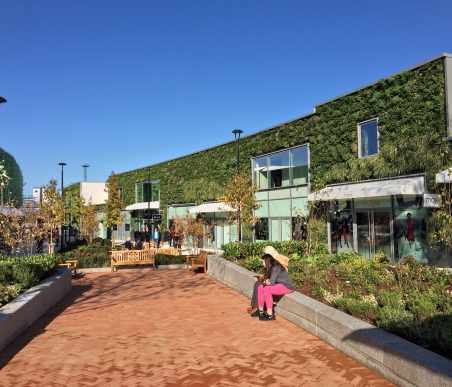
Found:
[0,271,395,386]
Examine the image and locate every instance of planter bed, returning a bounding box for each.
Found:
[207,255,452,387]
[0,268,72,353]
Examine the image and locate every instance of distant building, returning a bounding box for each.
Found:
[0,147,24,207]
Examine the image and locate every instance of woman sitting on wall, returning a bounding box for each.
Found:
[248,246,291,315]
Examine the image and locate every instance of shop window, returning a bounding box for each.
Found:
[358,119,379,158]
[393,208,428,264]
[269,152,290,188]
[290,147,308,185]
[255,218,269,240]
[252,145,309,190]
[292,216,307,240]
[253,157,268,189]
[136,180,159,203]
[330,210,353,254]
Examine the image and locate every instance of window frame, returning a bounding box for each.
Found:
[358,118,379,158]
[252,144,309,190]
[135,180,160,203]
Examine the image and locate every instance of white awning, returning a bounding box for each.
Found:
[125,201,160,211]
[189,202,235,213]
[436,168,452,183]
[308,175,426,201]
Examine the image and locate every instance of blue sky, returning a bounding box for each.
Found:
[1,0,452,196]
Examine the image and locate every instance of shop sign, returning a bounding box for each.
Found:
[354,197,391,209]
[152,214,162,220]
[423,194,441,208]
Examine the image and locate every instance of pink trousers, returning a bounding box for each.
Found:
[257,284,293,310]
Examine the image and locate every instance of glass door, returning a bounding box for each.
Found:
[270,218,292,241]
[356,211,391,259]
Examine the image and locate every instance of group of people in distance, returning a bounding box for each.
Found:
[123,226,177,250]
[247,246,294,321]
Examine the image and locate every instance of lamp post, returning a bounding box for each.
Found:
[82,164,89,182]
[58,163,66,253]
[0,97,6,206]
[147,167,151,246]
[232,129,244,243]
[232,129,243,173]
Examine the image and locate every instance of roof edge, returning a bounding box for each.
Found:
[315,53,452,108]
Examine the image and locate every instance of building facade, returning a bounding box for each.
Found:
[72,53,452,266]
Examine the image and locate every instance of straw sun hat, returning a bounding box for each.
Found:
[263,246,290,270]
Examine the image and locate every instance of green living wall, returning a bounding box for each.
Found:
[116,58,446,226]
[0,147,23,207]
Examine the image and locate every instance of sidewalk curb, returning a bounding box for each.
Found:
[207,255,452,387]
[0,269,72,353]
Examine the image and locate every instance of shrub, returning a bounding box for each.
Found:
[64,239,87,251]
[241,256,262,272]
[155,254,186,265]
[377,307,414,334]
[71,256,111,269]
[221,240,327,261]
[0,283,22,307]
[0,254,59,286]
[407,292,440,322]
[336,297,376,319]
[378,290,405,310]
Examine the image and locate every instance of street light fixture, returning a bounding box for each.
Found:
[232,129,243,173]
[147,167,151,245]
[0,97,6,205]
[82,164,89,182]
[58,163,67,253]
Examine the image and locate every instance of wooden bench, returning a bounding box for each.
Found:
[188,250,208,275]
[110,248,182,272]
[59,259,78,277]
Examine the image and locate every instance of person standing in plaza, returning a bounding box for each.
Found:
[169,226,175,247]
[153,227,160,248]
[134,229,140,242]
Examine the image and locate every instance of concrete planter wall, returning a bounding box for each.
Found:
[0,268,72,353]
[207,255,452,387]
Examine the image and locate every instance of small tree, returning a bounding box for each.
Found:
[40,179,66,250]
[101,172,125,247]
[217,172,261,243]
[428,143,452,249]
[172,212,214,255]
[0,159,10,206]
[65,191,85,234]
[81,197,99,244]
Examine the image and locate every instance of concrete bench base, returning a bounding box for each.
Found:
[207,255,452,387]
[0,268,72,353]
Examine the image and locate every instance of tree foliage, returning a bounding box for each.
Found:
[101,172,125,245]
[172,212,214,255]
[217,173,261,242]
[81,197,99,244]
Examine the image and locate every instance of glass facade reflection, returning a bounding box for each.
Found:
[253,146,309,190]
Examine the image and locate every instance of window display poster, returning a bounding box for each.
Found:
[330,211,354,254]
[393,208,427,263]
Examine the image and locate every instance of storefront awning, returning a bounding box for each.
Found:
[189,202,235,213]
[125,201,160,211]
[436,168,452,183]
[308,175,426,201]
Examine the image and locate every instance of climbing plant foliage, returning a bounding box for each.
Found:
[83,59,447,232]
[0,148,23,207]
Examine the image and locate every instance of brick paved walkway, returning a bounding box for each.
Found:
[0,271,395,386]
